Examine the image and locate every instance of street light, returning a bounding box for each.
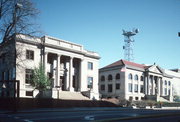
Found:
[178,32,180,37]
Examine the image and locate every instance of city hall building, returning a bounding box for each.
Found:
[99,59,180,102]
[0,34,100,100]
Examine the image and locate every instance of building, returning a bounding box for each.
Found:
[0,34,100,100]
[99,59,180,102]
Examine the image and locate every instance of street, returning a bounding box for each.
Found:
[1,108,180,122]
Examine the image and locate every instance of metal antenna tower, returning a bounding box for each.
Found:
[122,28,139,61]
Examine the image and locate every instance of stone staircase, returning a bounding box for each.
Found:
[58,91,90,100]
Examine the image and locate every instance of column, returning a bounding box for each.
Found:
[69,57,74,91]
[79,58,84,91]
[170,82,173,101]
[147,75,150,95]
[144,75,147,95]
[152,76,155,95]
[56,54,61,88]
[161,78,164,96]
[44,52,48,75]
[157,77,160,96]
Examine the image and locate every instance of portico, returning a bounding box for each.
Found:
[44,52,84,92]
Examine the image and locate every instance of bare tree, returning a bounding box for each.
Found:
[0,0,40,42]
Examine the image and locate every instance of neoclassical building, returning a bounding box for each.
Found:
[0,34,100,100]
[99,59,180,102]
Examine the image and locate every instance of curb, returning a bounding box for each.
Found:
[93,112,180,122]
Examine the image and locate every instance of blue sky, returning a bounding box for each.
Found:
[33,0,180,69]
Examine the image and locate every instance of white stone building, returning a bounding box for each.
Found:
[99,59,180,102]
[0,34,100,100]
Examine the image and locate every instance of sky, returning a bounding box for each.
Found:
[33,0,180,69]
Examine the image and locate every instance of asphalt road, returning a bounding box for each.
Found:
[1,108,180,122]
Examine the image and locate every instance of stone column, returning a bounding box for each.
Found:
[69,57,74,91]
[152,76,155,95]
[147,75,150,95]
[138,79,140,94]
[157,77,160,96]
[56,55,61,89]
[161,78,164,96]
[144,75,147,95]
[44,52,48,75]
[79,58,84,91]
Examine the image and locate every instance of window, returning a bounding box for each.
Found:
[168,89,170,95]
[128,83,132,92]
[135,97,139,100]
[134,84,138,93]
[101,85,105,91]
[168,81,171,86]
[140,85,144,93]
[141,76,144,81]
[165,88,167,95]
[108,84,113,92]
[129,96,133,101]
[26,91,33,96]
[128,73,133,80]
[108,74,113,81]
[165,80,167,85]
[101,75,105,81]
[134,75,138,81]
[116,83,120,90]
[88,62,93,70]
[87,77,93,88]
[25,69,33,84]
[116,73,120,80]
[26,50,34,60]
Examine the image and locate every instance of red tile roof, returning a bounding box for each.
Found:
[102,59,146,69]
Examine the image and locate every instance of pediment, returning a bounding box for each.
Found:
[148,65,163,74]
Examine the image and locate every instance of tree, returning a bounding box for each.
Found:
[0,0,40,42]
[31,63,51,96]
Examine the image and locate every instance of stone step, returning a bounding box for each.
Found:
[58,91,90,100]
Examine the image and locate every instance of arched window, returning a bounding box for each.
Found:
[116,73,120,80]
[128,73,133,80]
[168,81,171,86]
[101,75,105,81]
[134,75,138,81]
[165,80,167,85]
[108,74,113,81]
[140,76,144,81]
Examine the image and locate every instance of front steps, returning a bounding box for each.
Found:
[57,91,90,100]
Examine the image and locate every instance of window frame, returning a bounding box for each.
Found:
[140,85,144,93]
[100,75,105,82]
[26,50,34,60]
[108,84,113,92]
[25,69,33,84]
[134,74,138,81]
[108,74,113,81]
[128,73,133,80]
[128,83,132,92]
[134,84,138,93]
[115,73,120,80]
[100,84,105,91]
[88,62,93,70]
[87,77,93,88]
[168,81,171,86]
[116,83,120,90]
[140,76,144,81]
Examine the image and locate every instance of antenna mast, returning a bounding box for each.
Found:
[122,28,139,61]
